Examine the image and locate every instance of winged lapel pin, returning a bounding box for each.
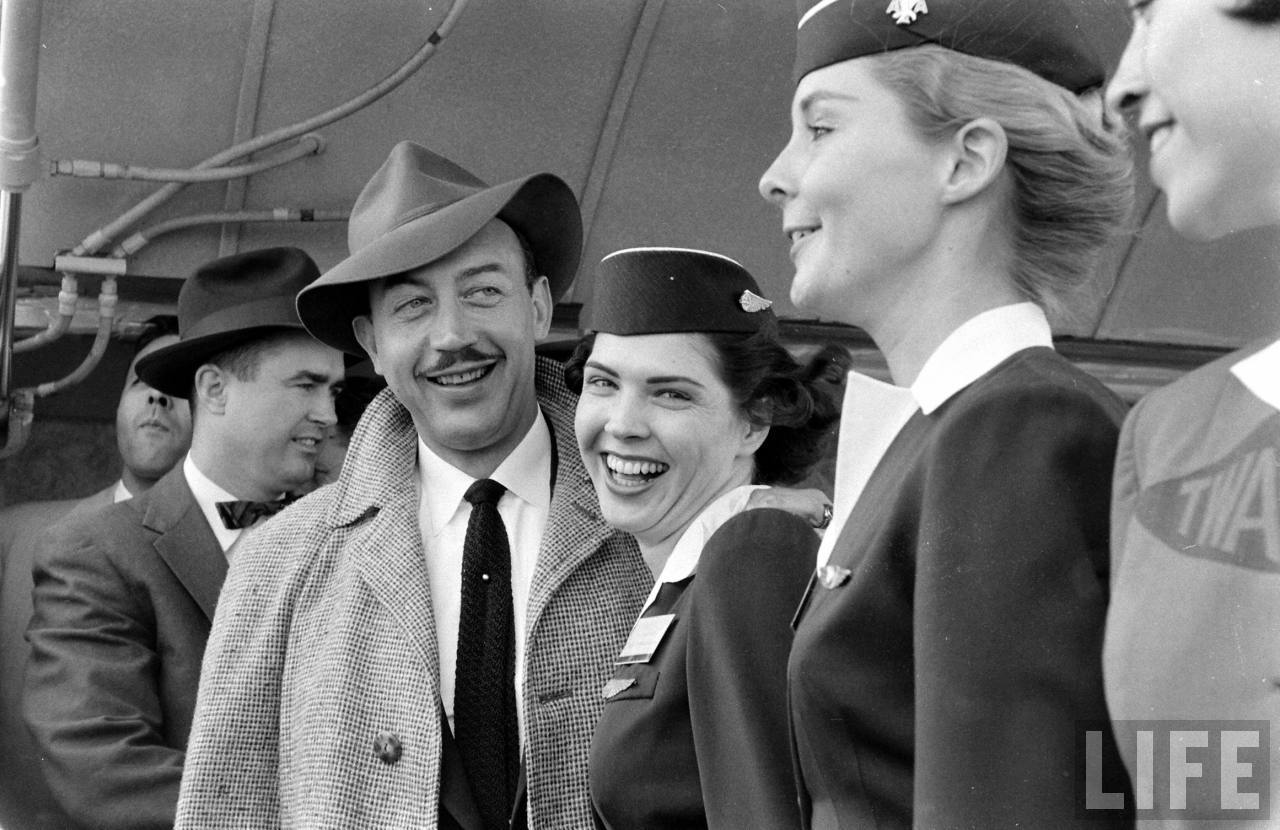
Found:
[738,290,773,313]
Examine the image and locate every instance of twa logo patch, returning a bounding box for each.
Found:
[1136,425,1280,572]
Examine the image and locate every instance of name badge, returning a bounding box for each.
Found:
[615,614,675,665]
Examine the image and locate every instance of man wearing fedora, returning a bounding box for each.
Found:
[23,247,344,830]
[176,142,651,830]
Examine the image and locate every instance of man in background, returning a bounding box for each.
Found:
[0,315,191,830]
[22,248,343,830]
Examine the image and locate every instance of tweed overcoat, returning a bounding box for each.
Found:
[23,469,226,830]
[176,357,652,829]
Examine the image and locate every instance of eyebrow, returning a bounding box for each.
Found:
[288,370,341,385]
[382,262,507,291]
[584,359,706,388]
[797,90,860,116]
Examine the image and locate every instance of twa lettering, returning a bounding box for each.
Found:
[1136,426,1280,571]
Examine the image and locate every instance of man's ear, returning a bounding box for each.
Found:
[940,117,1009,206]
[192,364,229,415]
[529,275,553,341]
[352,315,383,375]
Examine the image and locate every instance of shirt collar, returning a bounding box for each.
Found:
[112,479,132,503]
[910,302,1053,414]
[183,454,243,552]
[640,484,765,613]
[416,410,553,534]
[1231,337,1280,412]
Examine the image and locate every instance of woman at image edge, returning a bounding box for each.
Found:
[1103,0,1280,823]
[757,0,1137,826]
[569,247,847,829]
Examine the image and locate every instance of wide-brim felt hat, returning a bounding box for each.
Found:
[135,246,319,398]
[793,0,1114,93]
[583,247,778,336]
[297,141,582,355]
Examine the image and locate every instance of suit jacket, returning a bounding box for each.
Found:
[176,357,652,829]
[1106,338,1280,824]
[590,508,815,830]
[23,470,226,830]
[789,347,1134,829]
[1,496,90,830]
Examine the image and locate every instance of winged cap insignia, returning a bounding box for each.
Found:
[738,290,773,313]
[885,0,928,25]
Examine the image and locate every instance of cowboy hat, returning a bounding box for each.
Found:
[297,141,582,355]
[135,246,319,398]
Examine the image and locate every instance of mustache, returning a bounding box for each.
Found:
[416,346,501,377]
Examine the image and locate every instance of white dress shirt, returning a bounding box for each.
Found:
[817,303,1054,566]
[183,454,247,559]
[417,412,552,738]
[112,479,132,503]
[1231,336,1280,413]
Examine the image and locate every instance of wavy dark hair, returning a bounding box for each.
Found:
[565,331,849,485]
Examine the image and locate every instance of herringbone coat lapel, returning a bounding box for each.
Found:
[337,386,443,691]
[526,357,622,639]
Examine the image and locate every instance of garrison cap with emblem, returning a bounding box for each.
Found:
[793,0,1113,93]
[583,247,776,337]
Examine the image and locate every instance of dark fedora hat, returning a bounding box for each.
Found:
[297,141,582,355]
[793,0,1115,93]
[135,246,320,398]
[583,247,777,337]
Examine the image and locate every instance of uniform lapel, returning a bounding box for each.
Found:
[145,469,227,621]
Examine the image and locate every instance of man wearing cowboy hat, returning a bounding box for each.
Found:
[23,247,344,830]
[176,142,651,830]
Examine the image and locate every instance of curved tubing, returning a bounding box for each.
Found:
[70,0,471,256]
[51,134,324,184]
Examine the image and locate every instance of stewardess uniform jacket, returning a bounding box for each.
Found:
[176,357,652,829]
[789,347,1134,828]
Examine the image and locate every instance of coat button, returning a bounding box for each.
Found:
[373,731,403,765]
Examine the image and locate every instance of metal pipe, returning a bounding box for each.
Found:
[14,272,77,352]
[0,191,20,405]
[112,207,349,258]
[34,276,116,398]
[70,0,472,256]
[0,0,43,191]
[50,133,324,183]
[0,0,44,451]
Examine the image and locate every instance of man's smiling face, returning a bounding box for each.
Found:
[354,219,552,477]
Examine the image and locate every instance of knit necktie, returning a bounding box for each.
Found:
[454,478,519,830]
[215,495,296,530]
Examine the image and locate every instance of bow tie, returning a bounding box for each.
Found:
[216,496,297,530]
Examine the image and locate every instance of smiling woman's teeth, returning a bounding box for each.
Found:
[605,454,669,480]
